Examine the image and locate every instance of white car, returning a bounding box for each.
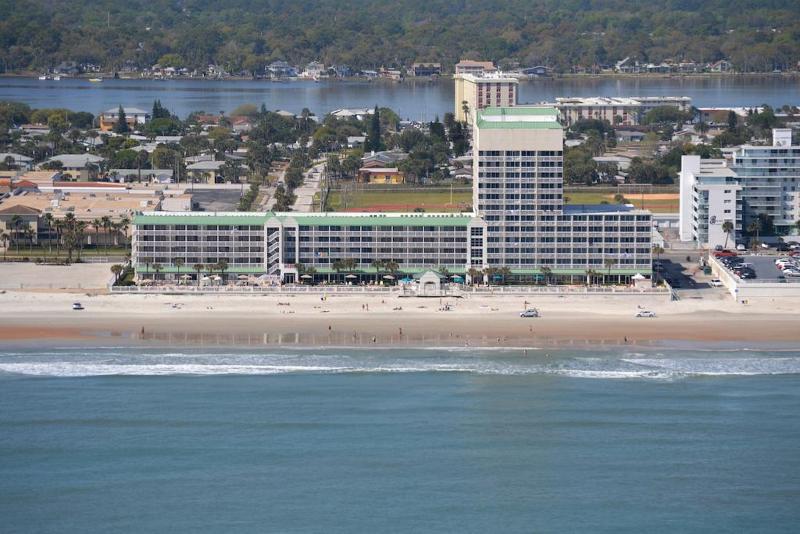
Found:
[709,279,723,287]
[736,244,746,251]
[635,310,657,318]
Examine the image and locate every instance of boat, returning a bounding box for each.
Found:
[88,78,103,83]
[38,74,48,80]
[52,75,61,81]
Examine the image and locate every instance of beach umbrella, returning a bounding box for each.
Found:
[382,274,395,280]
[201,276,211,281]
[237,274,249,280]
[300,274,312,279]
[451,275,464,282]
[180,274,192,279]
[211,275,222,281]
[400,277,413,283]
[345,274,357,279]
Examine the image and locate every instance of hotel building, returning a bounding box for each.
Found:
[679,128,800,248]
[454,73,518,122]
[132,107,653,284]
[550,96,692,127]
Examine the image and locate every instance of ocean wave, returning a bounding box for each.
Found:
[2,349,800,379]
[622,358,800,376]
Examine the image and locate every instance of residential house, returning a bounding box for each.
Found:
[709,60,733,73]
[268,61,297,78]
[187,160,227,183]
[454,60,496,75]
[0,152,34,170]
[0,204,41,246]
[99,107,151,132]
[41,154,105,181]
[412,63,442,77]
[361,150,408,168]
[301,61,325,78]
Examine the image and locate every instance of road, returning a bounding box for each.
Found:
[291,161,325,212]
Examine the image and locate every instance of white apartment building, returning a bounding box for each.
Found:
[551,96,692,127]
[679,129,800,248]
[454,73,518,122]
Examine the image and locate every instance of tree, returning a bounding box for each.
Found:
[537,266,551,285]
[604,258,616,281]
[365,105,384,152]
[110,264,124,284]
[747,220,762,251]
[0,232,9,260]
[151,262,163,280]
[193,263,204,286]
[114,105,130,134]
[216,260,228,282]
[10,214,22,254]
[727,111,738,130]
[722,220,734,249]
[173,258,184,281]
[467,267,483,286]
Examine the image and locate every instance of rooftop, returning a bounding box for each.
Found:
[134,211,478,228]
[476,107,561,130]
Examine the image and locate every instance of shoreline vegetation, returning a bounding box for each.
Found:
[2,290,800,349]
[3,72,799,82]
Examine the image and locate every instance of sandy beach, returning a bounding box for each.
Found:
[1,289,799,349]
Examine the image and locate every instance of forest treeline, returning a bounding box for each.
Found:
[1,0,799,73]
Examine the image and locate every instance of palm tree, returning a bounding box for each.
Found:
[384,261,399,275]
[747,220,761,251]
[498,266,512,285]
[92,218,103,250]
[585,269,598,286]
[216,260,228,283]
[604,258,616,283]
[74,221,87,261]
[24,227,34,253]
[795,219,800,236]
[173,258,184,282]
[483,266,498,285]
[10,214,22,254]
[722,220,734,249]
[101,216,112,254]
[540,266,552,285]
[371,259,385,283]
[0,231,9,260]
[467,267,483,286]
[118,217,131,251]
[43,213,54,256]
[110,264,124,284]
[151,262,163,280]
[193,263,204,286]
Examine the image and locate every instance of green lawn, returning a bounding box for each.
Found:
[2,246,129,260]
[564,191,679,213]
[326,188,473,212]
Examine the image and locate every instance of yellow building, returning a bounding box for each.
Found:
[358,167,405,184]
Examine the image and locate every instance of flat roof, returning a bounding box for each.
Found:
[564,204,648,214]
[476,107,561,130]
[134,211,477,227]
[279,212,475,227]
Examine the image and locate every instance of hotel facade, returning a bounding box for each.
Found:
[454,73,518,123]
[679,128,800,248]
[132,107,653,284]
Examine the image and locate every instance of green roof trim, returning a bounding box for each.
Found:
[476,106,562,130]
[301,267,467,275]
[481,106,559,116]
[276,213,475,227]
[134,213,269,226]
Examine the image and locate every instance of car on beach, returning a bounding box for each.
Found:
[709,279,723,287]
[72,302,84,310]
[519,308,540,318]
[635,310,656,318]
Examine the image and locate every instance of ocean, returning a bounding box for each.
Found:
[1,345,799,532]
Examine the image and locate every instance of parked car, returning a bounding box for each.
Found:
[709,279,724,287]
[72,302,84,311]
[520,308,540,318]
[776,243,790,252]
[736,244,746,251]
[635,310,657,318]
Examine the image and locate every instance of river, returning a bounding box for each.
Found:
[1,75,798,120]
